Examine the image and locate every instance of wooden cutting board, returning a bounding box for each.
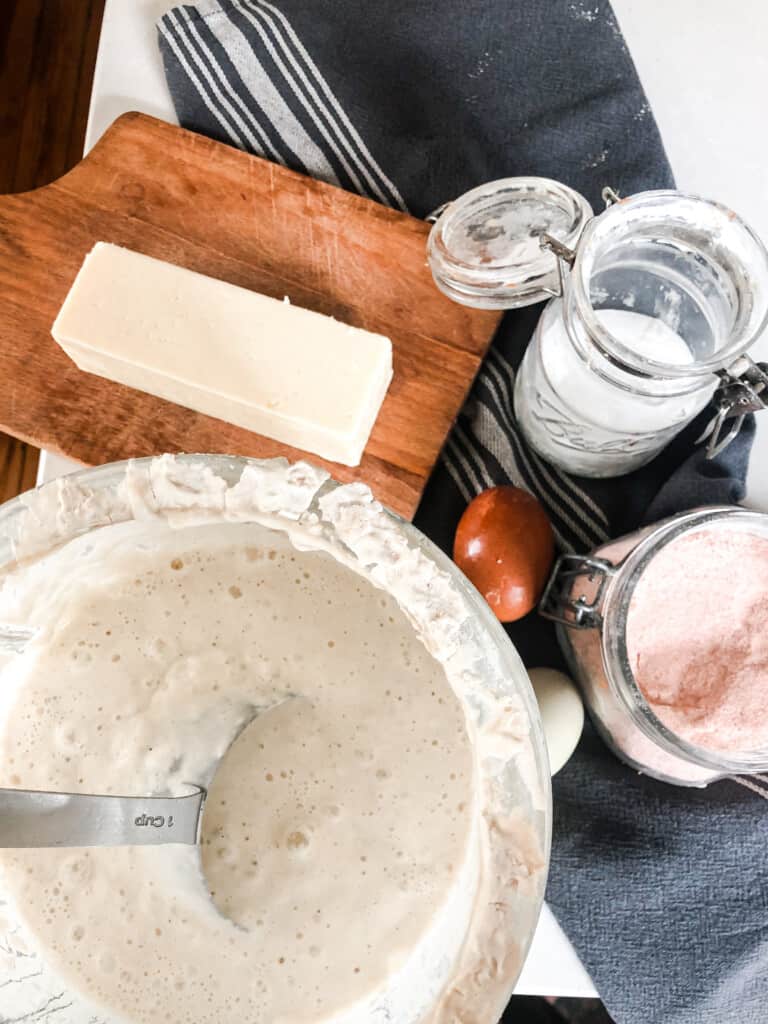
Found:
[0,113,500,519]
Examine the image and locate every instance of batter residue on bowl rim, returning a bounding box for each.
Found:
[0,456,548,1024]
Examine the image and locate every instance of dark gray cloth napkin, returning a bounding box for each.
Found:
[157,3,766,1022]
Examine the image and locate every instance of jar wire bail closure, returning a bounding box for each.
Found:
[538,554,617,630]
[428,178,768,465]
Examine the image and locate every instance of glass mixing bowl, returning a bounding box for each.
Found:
[0,455,551,1023]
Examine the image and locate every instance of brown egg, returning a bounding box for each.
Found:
[453,486,555,622]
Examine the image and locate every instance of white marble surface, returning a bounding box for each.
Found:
[612,0,768,509]
[33,0,768,1004]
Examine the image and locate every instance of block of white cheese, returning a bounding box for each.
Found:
[52,242,393,467]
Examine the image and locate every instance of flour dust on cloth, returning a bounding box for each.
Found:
[158,3,766,1023]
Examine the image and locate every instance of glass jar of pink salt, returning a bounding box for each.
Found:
[540,506,768,786]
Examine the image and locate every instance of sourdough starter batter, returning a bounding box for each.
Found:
[0,517,475,1023]
[0,457,547,1023]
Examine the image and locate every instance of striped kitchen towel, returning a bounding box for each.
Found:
[158,4,766,1024]
[156,0,752,556]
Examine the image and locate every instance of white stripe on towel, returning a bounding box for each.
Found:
[245,0,408,209]
[160,11,276,157]
[179,4,339,183]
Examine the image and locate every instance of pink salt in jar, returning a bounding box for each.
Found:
[540,507,768,786]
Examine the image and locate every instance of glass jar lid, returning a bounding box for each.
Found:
[427,176,593,309]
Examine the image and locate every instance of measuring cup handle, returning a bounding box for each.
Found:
[0,785,205,848]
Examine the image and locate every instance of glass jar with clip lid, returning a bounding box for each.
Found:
[538,505,768,786]
[427,179,768,477]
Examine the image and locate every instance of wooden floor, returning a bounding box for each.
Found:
[0,0,105,501]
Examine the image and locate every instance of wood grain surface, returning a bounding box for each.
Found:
[0,0,106,499]
[0,112,500,518]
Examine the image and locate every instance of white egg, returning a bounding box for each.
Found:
[528,667,584,776]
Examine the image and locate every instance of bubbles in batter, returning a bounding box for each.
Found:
[0,520,476,1023]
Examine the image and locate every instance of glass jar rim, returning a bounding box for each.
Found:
[600,506,768,773]
[427,176,592,309]
[572,190,768,379]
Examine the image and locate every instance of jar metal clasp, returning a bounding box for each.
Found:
[538,554,616,629]
[538,232,576,298]
[697,356,768,458]
[539,186,621,297]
